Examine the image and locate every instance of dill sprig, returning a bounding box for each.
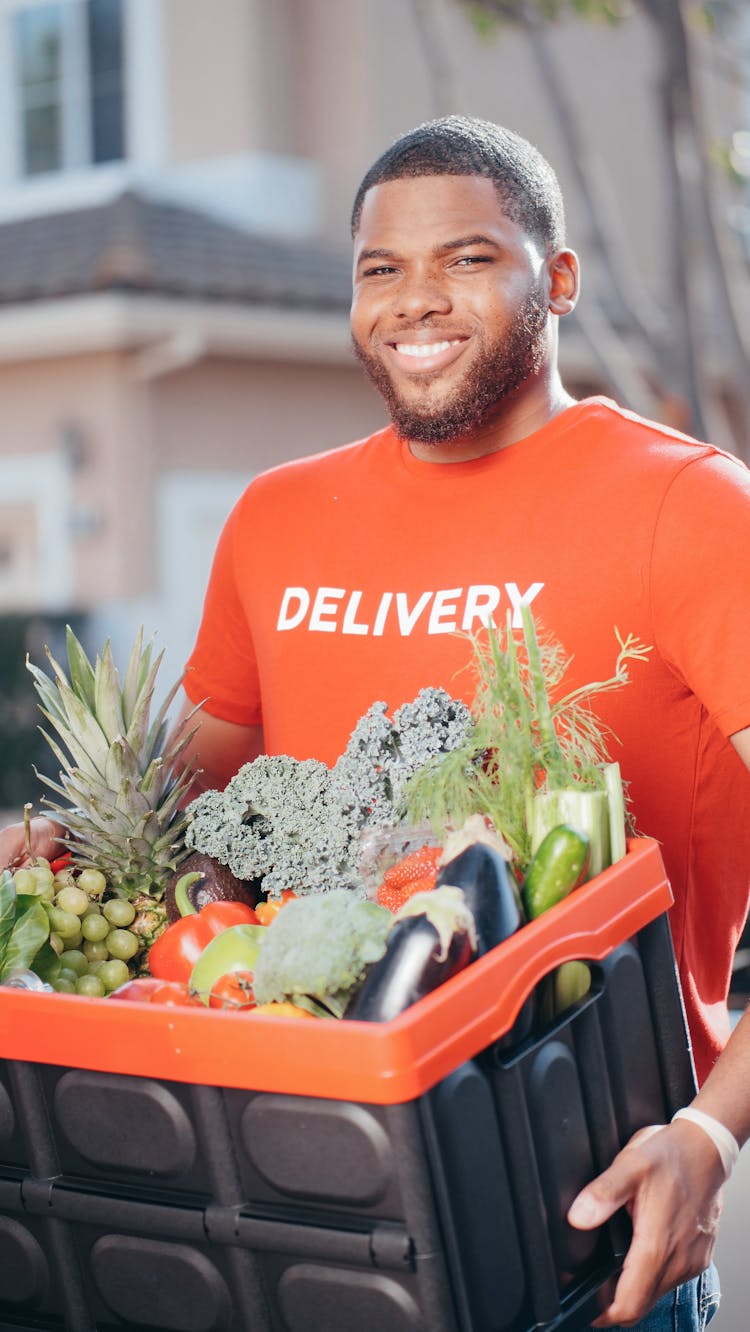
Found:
[401,607,651,871]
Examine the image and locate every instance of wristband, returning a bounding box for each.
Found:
[671,1106,740,1179]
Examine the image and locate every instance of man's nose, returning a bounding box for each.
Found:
[393,271,452,320]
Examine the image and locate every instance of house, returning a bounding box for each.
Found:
[0,0,747,682]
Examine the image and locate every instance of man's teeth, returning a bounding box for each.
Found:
[395,339,462,357]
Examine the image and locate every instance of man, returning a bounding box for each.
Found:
[175,117,750,1329]
[3,117,749,1328]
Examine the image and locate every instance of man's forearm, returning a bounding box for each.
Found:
[692,1004,750,1148]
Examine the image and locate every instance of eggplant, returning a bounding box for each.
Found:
[435,842,524,954]
[436,841,533,1052]
[347,915,474,1023]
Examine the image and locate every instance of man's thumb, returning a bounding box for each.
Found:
[568,1124,665,1230]
[567,1156,639,1230]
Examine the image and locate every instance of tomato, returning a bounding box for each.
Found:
[109,977,161,1001]
[189,924,265,1006]
[109,977,202,1006]
[148,981,203,1007]
[208,970,257,1011]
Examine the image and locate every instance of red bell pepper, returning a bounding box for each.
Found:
[49,851,72,875]
[148,871,260,983]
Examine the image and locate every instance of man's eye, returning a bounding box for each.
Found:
[454,254,493,267]
[362,265,397,277]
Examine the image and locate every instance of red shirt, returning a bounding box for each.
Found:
[185,398,750,1083]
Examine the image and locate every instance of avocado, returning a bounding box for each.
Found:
[164,851,257,922]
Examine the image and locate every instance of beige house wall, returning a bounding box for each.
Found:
[149,357,388,476]
[0,345,390,610]
[0,353,151,607]
[165,0,303,161]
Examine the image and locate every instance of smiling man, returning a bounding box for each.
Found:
[4,116,750,1331]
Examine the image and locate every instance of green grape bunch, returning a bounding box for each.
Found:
[12,856,140,997]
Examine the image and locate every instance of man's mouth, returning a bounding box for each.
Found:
[386,336,469,375]
[394,338,464,358]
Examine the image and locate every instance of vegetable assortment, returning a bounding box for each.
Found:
[7,607,651,1033]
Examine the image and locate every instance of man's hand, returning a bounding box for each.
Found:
[568,1120,725,1326]
[0,814,64,871]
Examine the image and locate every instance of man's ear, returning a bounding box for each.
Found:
[548,248,579,316]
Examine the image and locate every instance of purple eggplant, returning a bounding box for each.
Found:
[436,841,533,1051]
[435,842,524,953]
[346,912,475,1023]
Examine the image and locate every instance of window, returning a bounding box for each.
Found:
[13,0,124,177]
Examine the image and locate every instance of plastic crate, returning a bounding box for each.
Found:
[0,838,696,1332]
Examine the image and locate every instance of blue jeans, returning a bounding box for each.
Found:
[596,1264,721,1331]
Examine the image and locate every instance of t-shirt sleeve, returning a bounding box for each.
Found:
[651,449,750,737]
[182,493,263,726]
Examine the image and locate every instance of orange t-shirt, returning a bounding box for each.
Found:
[185,397,750,1083]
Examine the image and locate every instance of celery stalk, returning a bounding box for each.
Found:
[604,762,627,864]
[529,789,611,879]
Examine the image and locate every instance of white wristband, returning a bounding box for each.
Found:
[671,1106,740,1179]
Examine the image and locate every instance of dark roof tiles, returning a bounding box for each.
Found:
[0,190,352,311]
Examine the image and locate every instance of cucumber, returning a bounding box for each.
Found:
[523,823,590,919]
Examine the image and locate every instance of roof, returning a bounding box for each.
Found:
[0,190,353,312]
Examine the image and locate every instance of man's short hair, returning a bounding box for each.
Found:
[350,115,566,253]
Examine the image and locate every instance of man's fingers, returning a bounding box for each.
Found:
[590,1250,662,1327]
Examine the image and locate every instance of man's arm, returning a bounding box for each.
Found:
[567,722,750,1327]
[171,695,264,797]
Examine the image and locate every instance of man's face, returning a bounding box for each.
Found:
[350,174,553,450]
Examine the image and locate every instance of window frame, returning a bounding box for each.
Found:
[0,0,166,213]
[12,0,121,178]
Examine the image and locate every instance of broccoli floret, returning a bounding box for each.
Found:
[252,891,392,1017]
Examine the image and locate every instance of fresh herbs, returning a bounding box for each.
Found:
[402,606,651,873]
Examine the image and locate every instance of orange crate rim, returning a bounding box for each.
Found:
[0,838,671,1105]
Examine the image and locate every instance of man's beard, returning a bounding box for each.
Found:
[352,287,550,445]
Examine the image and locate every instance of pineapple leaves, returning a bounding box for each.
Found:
[27,626,196,898]
[93,641,126,744]
[123,647,164,761]
[64,624,96,712]
[121,626,147,727]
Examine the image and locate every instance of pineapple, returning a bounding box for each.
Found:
[27,626,200,965]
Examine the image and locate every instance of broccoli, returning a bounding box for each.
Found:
[184,687,474,898]
[251,891,392,1017]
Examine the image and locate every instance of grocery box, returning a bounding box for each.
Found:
[0,838,696,1332]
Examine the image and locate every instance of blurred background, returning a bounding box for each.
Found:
[0,0,748,1322]
[0,0,749,804]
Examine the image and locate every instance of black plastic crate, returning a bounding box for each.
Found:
[0,842,696,1332]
